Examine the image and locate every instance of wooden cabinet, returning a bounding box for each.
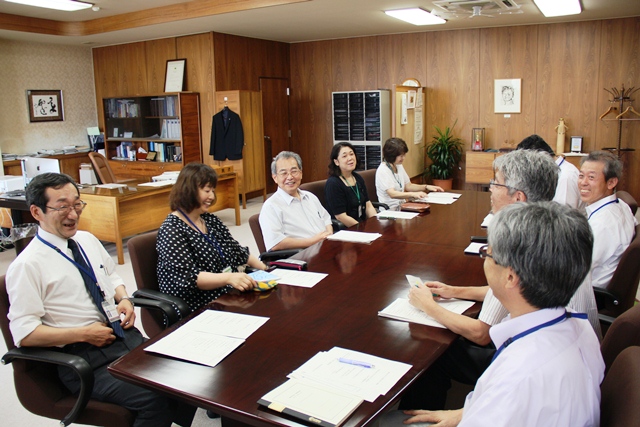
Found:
[2,152,90,182]
[211,90,266,208]
[103,92,201,179]
[332,90,391,170]
[465,151,502,184]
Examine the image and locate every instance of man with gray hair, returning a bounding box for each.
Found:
[400,202,604,427]
[579,150,636,289]
[399,147,600,411]
[259,151,333,251]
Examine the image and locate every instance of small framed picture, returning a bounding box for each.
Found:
[494,79,521,114]
[570,136,583,153]
[146,151,157,161]
[164,59,186,92]
[27,90,64,122]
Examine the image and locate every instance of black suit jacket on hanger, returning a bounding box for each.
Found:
[210,108,244,161]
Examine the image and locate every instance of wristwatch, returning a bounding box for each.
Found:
[120,296,134,307]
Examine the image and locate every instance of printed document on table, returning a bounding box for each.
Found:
[464,242,485,255]
[271,268,328,288]
[326,230,381,243]
[288,347,412,402]
[138,180,175,187]
[416,192,460,204]
[376,210,419,220]
[96,183,127,189]
[481,213,493,228]
[258,378,363,427]
[180,310,269,339]
[378,298,475,328]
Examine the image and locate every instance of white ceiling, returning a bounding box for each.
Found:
[1,0,639,47]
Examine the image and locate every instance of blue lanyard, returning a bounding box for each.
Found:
[557,157,565,167]
[385,161,403,190]
[177,209,226,264]
[491,311,587,363]
[587,198,618,220]
[36,234,99,286]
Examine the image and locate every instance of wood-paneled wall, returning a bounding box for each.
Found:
[289,17,640,201]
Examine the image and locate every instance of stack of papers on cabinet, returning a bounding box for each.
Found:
[378,298,475,328]
[145,310,269,368]
[416,192,461,205]
[259,347,412,427]
[326,230,381,243]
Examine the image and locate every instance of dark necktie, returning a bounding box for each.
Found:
[68,239,125,338]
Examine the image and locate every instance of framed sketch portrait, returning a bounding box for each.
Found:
[27,90,64,122]
[494,79,521,114]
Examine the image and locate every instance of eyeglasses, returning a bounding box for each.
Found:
[46,201,87,216]
[276,168,302,178]
[489,179,518,192]
[479,244,497,263]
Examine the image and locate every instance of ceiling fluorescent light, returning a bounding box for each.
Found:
[385,8,446,26]
[5,0,93,12]
[533,0,581,17]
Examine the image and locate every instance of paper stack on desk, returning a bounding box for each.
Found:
[326,230,381,243]
[376,210,419,220]
[145,310,269,367]
[378,298,475,328]
[258,347,412,427]
[416,192,461,205]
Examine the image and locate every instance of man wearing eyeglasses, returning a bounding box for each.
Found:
[6,173,193,427]
[259,151,333,251]
[399,149,600,411]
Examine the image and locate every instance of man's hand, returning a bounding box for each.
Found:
[424,281,455,299]
[408,282,437,311]
[228,273,257,292]
[83,322,116,347]
[403,409,463,427]
[117,298,136,329]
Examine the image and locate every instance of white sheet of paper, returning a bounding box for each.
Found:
[378,298,475,329]
[376,211,419,219]
[464,242,485,254]
[481,213,493,228]
[271,268,328,288]
[137,180,175,187]
[417,192,460,205]
[326,230,382,243]
[96,183,127,189]
[182,310,269,339]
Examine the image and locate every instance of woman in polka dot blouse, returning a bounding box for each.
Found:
[156,163,267,312]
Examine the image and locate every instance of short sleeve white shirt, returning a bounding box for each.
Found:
[259,187,332,251]
[376,162,410,210]
[554,157,585,212]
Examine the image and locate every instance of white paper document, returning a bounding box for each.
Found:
[270,268,328,288]
[326,230,381,243]
[376,210,419,220]
[378,298,475,328]
[96,183,127,189]
[288,347,412,402]
[464,242,485,255]
[144,310,269,367]
[138,180,175,187]
[416,192,461,205]
[481,213,493,228]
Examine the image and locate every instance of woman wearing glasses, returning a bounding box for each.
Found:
[376,137,443,210]
[325,142,377,227]
[156,163,267,312]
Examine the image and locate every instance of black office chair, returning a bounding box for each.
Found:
[248,214,300,263]
[0,274,174,426]
[358,169,389,211]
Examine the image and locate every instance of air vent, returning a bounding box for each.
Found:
[433,0,522,15]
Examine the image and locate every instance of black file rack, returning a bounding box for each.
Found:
[332,90,390,170]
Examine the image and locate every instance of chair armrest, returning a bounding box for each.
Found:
[2,347,93,427]
[132,290,191,319]
[594,286,620,311]
[259,249,301,263]
[130,297,181,327]
[599,313,617,328]
[372,202,389,212]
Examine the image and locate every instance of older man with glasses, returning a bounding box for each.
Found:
[6,173,194,427]
[259,151,333,251]
[399,148,600,411]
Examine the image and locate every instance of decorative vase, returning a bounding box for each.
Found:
[432,178,453,191]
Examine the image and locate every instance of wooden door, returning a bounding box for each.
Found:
[260,77,290,194]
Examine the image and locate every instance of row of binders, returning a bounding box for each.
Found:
[148,142,182,162]
[160,119,181,139]
[105,99,140,118]
[149,96,177,117]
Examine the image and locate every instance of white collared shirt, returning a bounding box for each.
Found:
[6,228,123,347]
[259,187,332,251]
[460,307,604,427]
[586,193,637,289]
[375,163,411,210]
[554,156,585,212]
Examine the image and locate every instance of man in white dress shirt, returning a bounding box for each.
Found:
[259,151,333,251]
[400,202,604,427]
[579,150,636,289]
[516,134,585,211]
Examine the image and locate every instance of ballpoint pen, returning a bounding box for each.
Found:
[338,357,374,368]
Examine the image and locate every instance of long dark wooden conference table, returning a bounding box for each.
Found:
[109,190,491,427]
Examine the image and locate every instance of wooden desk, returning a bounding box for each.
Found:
[109,191,490,427]
[78,172,240,264]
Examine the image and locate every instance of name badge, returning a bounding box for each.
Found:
[102,300,120,322]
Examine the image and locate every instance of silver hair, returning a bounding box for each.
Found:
[271,151,303,175]
[580,150,623,181]
[488,202,593,309]
[493,149,558,201]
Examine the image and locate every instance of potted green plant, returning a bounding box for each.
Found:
[424,120,463,190]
